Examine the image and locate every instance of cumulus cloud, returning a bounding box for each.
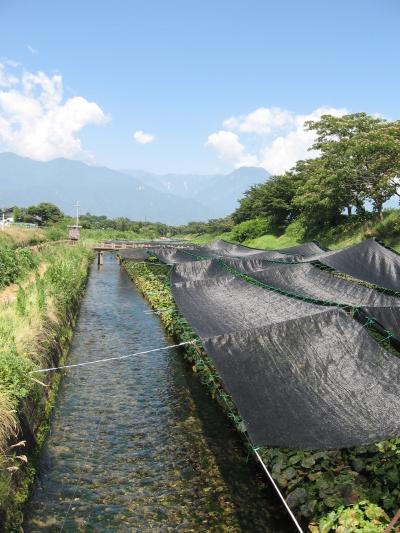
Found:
[0,62,108,161]
[133,130,155,144]
[206,106,348,174]
[260,107,348,174]
[205,130,258,168]
[223,106,294,135]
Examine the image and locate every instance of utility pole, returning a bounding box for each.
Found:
[75,201,80,226]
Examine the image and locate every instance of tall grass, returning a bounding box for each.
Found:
[0,243,92,523]
[0,227,45,248]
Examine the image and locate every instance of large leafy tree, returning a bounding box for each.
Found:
[22,202,64,225]
[305,113,400,216]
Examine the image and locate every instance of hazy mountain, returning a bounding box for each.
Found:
[122,166,270,216]
[0,153,270,223]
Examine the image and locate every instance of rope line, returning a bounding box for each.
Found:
[253,448,304,533]
[29,341,198,374]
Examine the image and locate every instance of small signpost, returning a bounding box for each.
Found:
[68,201,82,244]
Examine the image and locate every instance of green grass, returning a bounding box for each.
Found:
[243,233,299,249]
[0,243,92,528]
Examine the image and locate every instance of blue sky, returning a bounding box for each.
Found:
[0,0,399,174]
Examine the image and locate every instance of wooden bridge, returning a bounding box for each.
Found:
[93,240,190,252]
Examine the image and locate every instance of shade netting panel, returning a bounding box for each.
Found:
[151,247,200,264]
[171,275,334,338]
[202,240,297,260]
[118,249,153,261]
[202,310,400,449]
[304,239,400,292]
[233,260,400,338]
[278,242,326,257]
[169,259,400,449]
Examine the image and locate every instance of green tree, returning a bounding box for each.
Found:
[305,113,400,217]
[25,203,63,225]
[233,173,302,228]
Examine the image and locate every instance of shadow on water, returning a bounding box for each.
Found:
[23,254,295,532]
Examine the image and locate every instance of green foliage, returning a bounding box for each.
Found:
[284,216,307,242]
[309,501,390,532]
[231,218,271,242]
[44,224,68,241]
[233,173,301,227]
[172,217,234,237]
[15,203,64,226]
[45,246,91,312]
[0,246,36,289]
[0,349,33,406]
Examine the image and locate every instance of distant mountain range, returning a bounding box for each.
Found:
[0,153,269,224]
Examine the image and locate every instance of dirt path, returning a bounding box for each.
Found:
[0,263,48,305]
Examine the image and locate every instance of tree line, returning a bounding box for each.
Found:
[232,113,400,234]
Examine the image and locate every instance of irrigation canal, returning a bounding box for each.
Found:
[24,254,294,532]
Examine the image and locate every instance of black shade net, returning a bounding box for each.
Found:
[118,248,153,261]
[278,241,326,257]
[203,310,400,449]
[203,239,299,261]
[171,266,400,449]
[133,239,400,449]
[230,260,400,340]
[303,239,400,292]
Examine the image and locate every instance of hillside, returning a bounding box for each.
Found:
[187,209,400,253]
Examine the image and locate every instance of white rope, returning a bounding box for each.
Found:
[29,341,198,374]
[253,448,304,532]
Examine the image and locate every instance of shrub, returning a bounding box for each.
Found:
[231,218,271,242]
[0,247,36,289]
[284,216,307,242]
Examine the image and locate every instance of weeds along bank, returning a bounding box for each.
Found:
[0,228,45,249]
[0,243,92,530]
[122,259,399,533]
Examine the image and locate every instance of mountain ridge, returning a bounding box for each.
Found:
[0,153,269,224]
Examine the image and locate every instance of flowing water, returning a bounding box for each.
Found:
[24,255,294,532]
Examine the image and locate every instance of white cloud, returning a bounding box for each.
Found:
[0,62,18,88]
[207,106,348,174]
[205,130,258,168]
[259,107,348,174]
[223,106,294,135]
[26,44,38,55]
[133,130,155,144]
[0,62,108,161]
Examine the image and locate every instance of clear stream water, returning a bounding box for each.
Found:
[24,255,294,532]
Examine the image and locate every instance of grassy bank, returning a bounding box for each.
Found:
[0,243,92,530]
[0,228,45,249]
[122,258,398,533]
[185,210,400,253]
